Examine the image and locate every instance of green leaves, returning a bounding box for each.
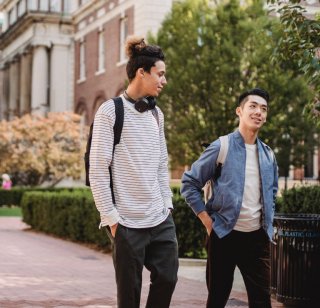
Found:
[268,0,320,124]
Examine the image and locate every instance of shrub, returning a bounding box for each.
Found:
[277,185,320,214]
[0,187,86,207]
[21,189,111,251]
[172,192,207,258]
[20,188,206,258]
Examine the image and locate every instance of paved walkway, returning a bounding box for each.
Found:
[0,217,284,308]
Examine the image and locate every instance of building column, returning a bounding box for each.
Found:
[50,44,70,112]
[31,45,49,115]
[20,51,32,115]
[0,68,4,120]
[2,64,10,120]
[8,58,20,119]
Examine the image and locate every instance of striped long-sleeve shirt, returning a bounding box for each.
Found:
[89,95,173,228]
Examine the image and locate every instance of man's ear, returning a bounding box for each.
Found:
[236,106,241,117]
[137,68,145,78]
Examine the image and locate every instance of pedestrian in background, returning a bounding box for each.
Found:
[2,173,12,190]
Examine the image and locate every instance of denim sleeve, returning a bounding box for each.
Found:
[180,139,220,215]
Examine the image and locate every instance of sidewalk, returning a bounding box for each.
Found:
[0,217,283,308]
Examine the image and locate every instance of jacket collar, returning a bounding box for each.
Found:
[233,129,261,148]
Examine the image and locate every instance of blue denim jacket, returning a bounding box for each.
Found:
[181,130,278,240]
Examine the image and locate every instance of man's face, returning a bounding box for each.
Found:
[236,95,268,131]
[141,60,167,97]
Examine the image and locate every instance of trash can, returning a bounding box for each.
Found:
[274,214,320,306]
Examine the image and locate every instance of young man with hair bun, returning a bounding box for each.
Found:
[90,36,178,308]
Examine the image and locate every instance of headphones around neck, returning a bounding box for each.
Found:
[123,91,156,113]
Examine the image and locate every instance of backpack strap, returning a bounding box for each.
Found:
[113,97,124,151]
[217,135,229,165]
[151,107,159,126]
[212,135,228,182]
[109,97,124,204]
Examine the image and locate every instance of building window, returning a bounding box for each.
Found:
[79,0,90,6]
[97,30,105,72]
[40,0,49,11]
[27,0,38,10]
[79,40,86,80]
[8,7,17,25]
[18,0,27,17]
[63,0,71,13]
[119,16,128,62]
[50,0,61,12]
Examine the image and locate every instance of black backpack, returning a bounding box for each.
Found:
[84,97,124,191]
[84,97,159,201]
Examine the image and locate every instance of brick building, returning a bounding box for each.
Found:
[73,0,173,124]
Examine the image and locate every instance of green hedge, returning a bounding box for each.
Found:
[277,185,320,214]
[18,184,320,258]
[0,187,87,207]
[21,188,206,258]
[172,191,207,258]
[0,188,28,207]
[21,189,111,251]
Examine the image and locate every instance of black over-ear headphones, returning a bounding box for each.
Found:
[123,91,156,113]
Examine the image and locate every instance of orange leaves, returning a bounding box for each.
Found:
[0,112,88,185]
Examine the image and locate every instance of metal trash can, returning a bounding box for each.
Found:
[273,214,320,306]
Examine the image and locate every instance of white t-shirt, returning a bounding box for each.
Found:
[234,143,262,232]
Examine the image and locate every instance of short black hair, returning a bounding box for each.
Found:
[238,88,269,106]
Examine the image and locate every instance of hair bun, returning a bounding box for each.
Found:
[125,35,146,58]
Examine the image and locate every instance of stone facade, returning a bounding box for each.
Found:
[0,0,173,123]
[0,0,77,119]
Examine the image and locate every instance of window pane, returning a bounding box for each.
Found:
[119,17,128,62]
[63,0,71,13]
[80,41,85,79]
[28,0,37,10]
[98,31,105,71]
[50,0,61,12]
[40,0,49,11]
[18,0,27,16]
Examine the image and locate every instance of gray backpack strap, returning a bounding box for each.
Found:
[203,135,229,204]
[217,135,229,165]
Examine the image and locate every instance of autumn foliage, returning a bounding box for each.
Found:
[0,112,88,186]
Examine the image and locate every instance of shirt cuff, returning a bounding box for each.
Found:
[99,208,120,228]
[164,197,173,209]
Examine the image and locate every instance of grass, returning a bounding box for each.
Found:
[0,206,22,217]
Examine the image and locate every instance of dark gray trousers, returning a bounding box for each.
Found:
[112,214,179,308]
[206,228,271,308]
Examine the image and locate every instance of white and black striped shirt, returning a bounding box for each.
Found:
[89,95,173,228]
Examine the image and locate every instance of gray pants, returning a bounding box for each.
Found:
[111,214,179,308]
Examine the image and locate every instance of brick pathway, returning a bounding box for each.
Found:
[0,217,284,308]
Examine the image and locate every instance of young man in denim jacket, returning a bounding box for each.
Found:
[181,88,278,308]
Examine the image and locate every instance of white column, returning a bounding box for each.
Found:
[20,53,28,114]
[2,65,10,119]
[20,52,32,115]
[31,46,49,115]
[0,69,3,120]
[289,165,294,179]
[50,44,70,112]
[9,59,20,119]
